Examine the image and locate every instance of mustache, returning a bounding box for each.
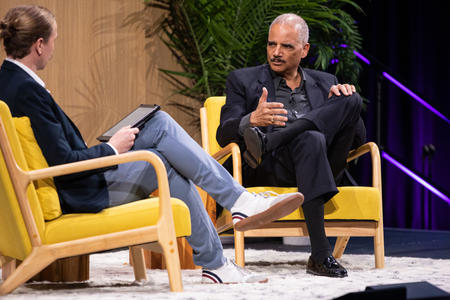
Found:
[270,57,285,63]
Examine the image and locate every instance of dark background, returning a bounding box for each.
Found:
[351,0,449,230]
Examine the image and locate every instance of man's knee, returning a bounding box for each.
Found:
[139,110,176,140]
[294,130,326,151]
[344,93,362,112]
[152,110,171,124]
[333,92,362,109]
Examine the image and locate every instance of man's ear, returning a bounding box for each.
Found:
[34,37,44,56]
[301,43,310,58]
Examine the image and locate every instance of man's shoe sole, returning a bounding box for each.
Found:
[234,193,304,231]
[243,128,263,168]
[243,151,259,169]
[306,268,348,278]
[202,278,269,284]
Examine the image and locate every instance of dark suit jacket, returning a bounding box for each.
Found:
[217,64,338,151]
[0,60,114,213]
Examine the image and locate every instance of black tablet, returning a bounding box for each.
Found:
[97,104,160,142]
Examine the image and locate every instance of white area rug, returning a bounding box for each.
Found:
[1,248,449,299]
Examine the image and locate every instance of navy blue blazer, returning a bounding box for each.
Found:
[0,60,114,213]
[217,64,338,150]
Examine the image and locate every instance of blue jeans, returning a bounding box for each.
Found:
[104,111,245,269]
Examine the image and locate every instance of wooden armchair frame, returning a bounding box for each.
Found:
[0,115,187,294]
[200,96,384,269]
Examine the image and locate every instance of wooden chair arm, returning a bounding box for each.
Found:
[211,141,381,191]
[346,142,382,191]
[211,142,242,185]
[26,151,173,218]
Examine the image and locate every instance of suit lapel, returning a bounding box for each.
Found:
[257,65,276,102]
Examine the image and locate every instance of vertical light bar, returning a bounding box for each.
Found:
[382,151,450,204]
[382,72,450,124]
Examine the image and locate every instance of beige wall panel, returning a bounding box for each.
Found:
[139,7,201,140]
[0,0,197,146]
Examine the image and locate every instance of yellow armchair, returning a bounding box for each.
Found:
[200,96,384,269]
[0,101,191,294]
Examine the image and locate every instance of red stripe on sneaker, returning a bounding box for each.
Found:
[202,273,219,283]
[202,270,222,283]
[232,215,245,222]
[232,212,247,223]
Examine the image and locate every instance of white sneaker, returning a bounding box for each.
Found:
[202,258,268,284]
[231,191,304,231]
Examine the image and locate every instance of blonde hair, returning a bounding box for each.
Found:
[0,5,55,59]
[270,13,309,45]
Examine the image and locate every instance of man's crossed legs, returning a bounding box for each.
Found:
[104,111,304,283]
[241,94,364,278]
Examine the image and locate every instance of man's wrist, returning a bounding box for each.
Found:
[106,142,119,155]
[249,112,255,126]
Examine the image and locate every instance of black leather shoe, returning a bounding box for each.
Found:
[307,255,348,278]
[243,127,267,168]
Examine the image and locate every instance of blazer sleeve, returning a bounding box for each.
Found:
[216,70,249,148]
[16,82,115,167]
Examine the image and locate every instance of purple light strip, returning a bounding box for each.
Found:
[353,50,371,65]
[348,47,449,123]
[382,72,450,124]
[382,151,450,204]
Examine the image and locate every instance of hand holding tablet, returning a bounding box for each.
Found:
[97,104,160,142]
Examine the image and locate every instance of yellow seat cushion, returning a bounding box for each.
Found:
[246,186,381,221]
[44,197,191,244]
[13,117,62,221]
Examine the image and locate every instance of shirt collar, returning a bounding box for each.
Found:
[270,65,306,90]
[5,58,46,88]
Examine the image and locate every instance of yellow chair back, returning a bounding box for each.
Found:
[202,96,226,157]
[0,101,45,260]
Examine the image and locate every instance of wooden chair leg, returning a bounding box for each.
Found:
[157,221,183,292]
[136,237,197,270]
[176,238,197,269]
[29,255,89,282]
[1,256,16,281]
[160,239,183,292]
[197,186,208,208]
[0,248,53,296]
[234,230,245,267]
[333,236,350,259]
[374,223,385,268]
[130,247,147,282]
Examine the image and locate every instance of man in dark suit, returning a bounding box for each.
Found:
[0,5,303,284]
[217,13,366,277]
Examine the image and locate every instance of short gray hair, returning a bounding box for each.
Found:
[269,13,309,45]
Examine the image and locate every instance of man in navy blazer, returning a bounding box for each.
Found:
[0,5,304,283]
[217,13,366,277]
[0,59,115,213]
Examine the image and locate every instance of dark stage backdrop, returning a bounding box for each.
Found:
[352,0,449,230]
